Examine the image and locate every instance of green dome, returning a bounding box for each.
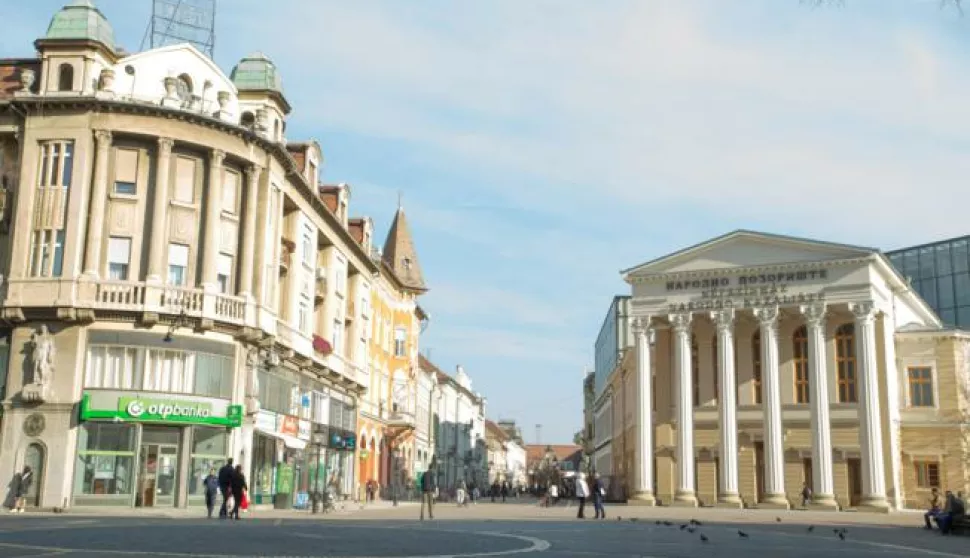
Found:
[45,0,114,50]
[230,52,283,92]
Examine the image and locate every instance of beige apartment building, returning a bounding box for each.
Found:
[0,1,424,510]
[598,230,970,511]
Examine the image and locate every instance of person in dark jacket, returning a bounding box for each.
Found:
[12,466,32,513]
[202,468,220,518]
[591,473,606,519]
[230,465,248,520]
[420,459,437,521]
[217,458,234,519]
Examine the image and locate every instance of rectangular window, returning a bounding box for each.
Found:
[394,327,407,357]
[52,230,65,276]
[174,157,196,202]
[907,366,935,407]
[221,170,238,213]
[38,141,74,188]
[113,148,138,195]
[84,346,138,389]
[302,225,314,266]
[216,253,233,294]
[333,319,343,355]
[168,243,189,286]
[74,423,136,497]
[335,255,346,294]
[915,461,941,489]
[298,301,309,332]
[107,237,132,280]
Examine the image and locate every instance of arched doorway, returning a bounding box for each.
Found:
[24,443,45,507]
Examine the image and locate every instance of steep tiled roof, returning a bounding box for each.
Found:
[525,444,582,467]
[382,208,427,293]
[485,420,509,442]
[318,185,340,214]
[348,218,365,245]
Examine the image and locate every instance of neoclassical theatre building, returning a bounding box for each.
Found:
[594,230,969,511]
[0,1,429,510]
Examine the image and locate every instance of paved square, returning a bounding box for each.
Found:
[0,503,963,558]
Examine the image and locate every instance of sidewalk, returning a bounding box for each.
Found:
[25,499,417,520]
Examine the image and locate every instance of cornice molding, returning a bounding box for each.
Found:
[627,256,874,285]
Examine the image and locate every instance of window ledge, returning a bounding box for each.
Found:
[109,193,139,202]
[170,199,196,210]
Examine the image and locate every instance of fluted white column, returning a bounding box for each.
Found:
[669,311,697,506]
[82,130,112,277]
[850,301,890,510]
[801,302,837,508]
[756,305,789,507]
[631,317,655,504]
[711,308,741,506]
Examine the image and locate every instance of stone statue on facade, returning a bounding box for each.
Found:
[22,325,54,403]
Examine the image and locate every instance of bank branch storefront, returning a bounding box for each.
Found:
[74,390,242,508]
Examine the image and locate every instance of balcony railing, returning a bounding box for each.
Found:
[157,285,204,314]
[95,281,145,310]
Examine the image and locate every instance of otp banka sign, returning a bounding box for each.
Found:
[119,396,213,422]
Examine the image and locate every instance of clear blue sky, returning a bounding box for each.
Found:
[3,1,969,444]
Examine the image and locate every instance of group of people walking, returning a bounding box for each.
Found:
[203,458,248,520]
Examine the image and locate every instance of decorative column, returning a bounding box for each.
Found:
[669,311,697,506]
[755,305,789,507]
[711,308,741,506]
[801,302,838,508]
[238,164,262,298]
[631,316,655,505]
[82,130,112,277]
[850,301,890,510]
[146,137,175,282]
[201,149,226,289]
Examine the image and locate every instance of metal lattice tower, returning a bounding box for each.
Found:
[141,0,216,58]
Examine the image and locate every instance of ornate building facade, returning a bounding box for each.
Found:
[604,230,969,511]
[0,1,422,510]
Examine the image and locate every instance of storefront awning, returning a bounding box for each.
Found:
[255,425,307,450]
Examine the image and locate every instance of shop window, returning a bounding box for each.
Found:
[108,237,132,280]
[194,353,233,399]
[915,461,940,488]
[793,326,809,404]
[113,148,138,195]
[74,423,136,496]
[835,324,858,403]
[907,367,935,407]
[188,427,227,501]
[85,346,137,390]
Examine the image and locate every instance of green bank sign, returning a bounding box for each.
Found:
[80,392,242,428]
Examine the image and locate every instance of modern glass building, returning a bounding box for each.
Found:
[593,296,632,398]
[886,235,970,328]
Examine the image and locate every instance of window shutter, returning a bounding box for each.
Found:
[108,237,131,264]
[115,149,139,183]
[174,157,196,202]
[169,244,189,266]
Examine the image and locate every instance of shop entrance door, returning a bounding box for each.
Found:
[136,427,181,508]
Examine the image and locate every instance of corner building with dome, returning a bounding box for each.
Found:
[0,0,429,510]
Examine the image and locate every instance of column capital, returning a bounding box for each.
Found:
[94,129,112,145]
[800,302,827,327]
[850,301,876,324]
[668,312,693,334]
[631,316,650,335]
[157,137,175,153]
[210,148,226,165]
[710,308,735,332]
[246,163,264,177]
[755,305,779,327]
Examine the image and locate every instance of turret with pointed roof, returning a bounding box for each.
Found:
[382,206,427,293]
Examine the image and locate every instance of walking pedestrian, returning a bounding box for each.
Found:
[203,468,220,518]
[575,472,589,519]
[217,458,234,519]
[420,458,437,520]
[591,473,606,519]
[11,466,32,513]
[456,479,467,507]
[230,465,248,520]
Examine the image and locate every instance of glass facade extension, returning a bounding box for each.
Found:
[593,296,630,398]
[886,236,970,328]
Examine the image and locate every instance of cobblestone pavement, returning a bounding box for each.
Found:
[0,502,963,557]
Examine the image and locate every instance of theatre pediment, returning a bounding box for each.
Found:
[623,230,875,279]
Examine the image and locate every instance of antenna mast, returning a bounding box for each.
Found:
[142,0,217,59]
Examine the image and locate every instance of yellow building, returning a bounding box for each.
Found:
[356,206,428,499]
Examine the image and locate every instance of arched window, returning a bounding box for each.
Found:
[712,335,719,405]
[691,334,699,407]
[793,326,810,404]
[24,443,45,507]
[836,323,858,403]
[273,119,281,141]
[752,331,763,404]
[57,63,74,91]
[240,111,255,128]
